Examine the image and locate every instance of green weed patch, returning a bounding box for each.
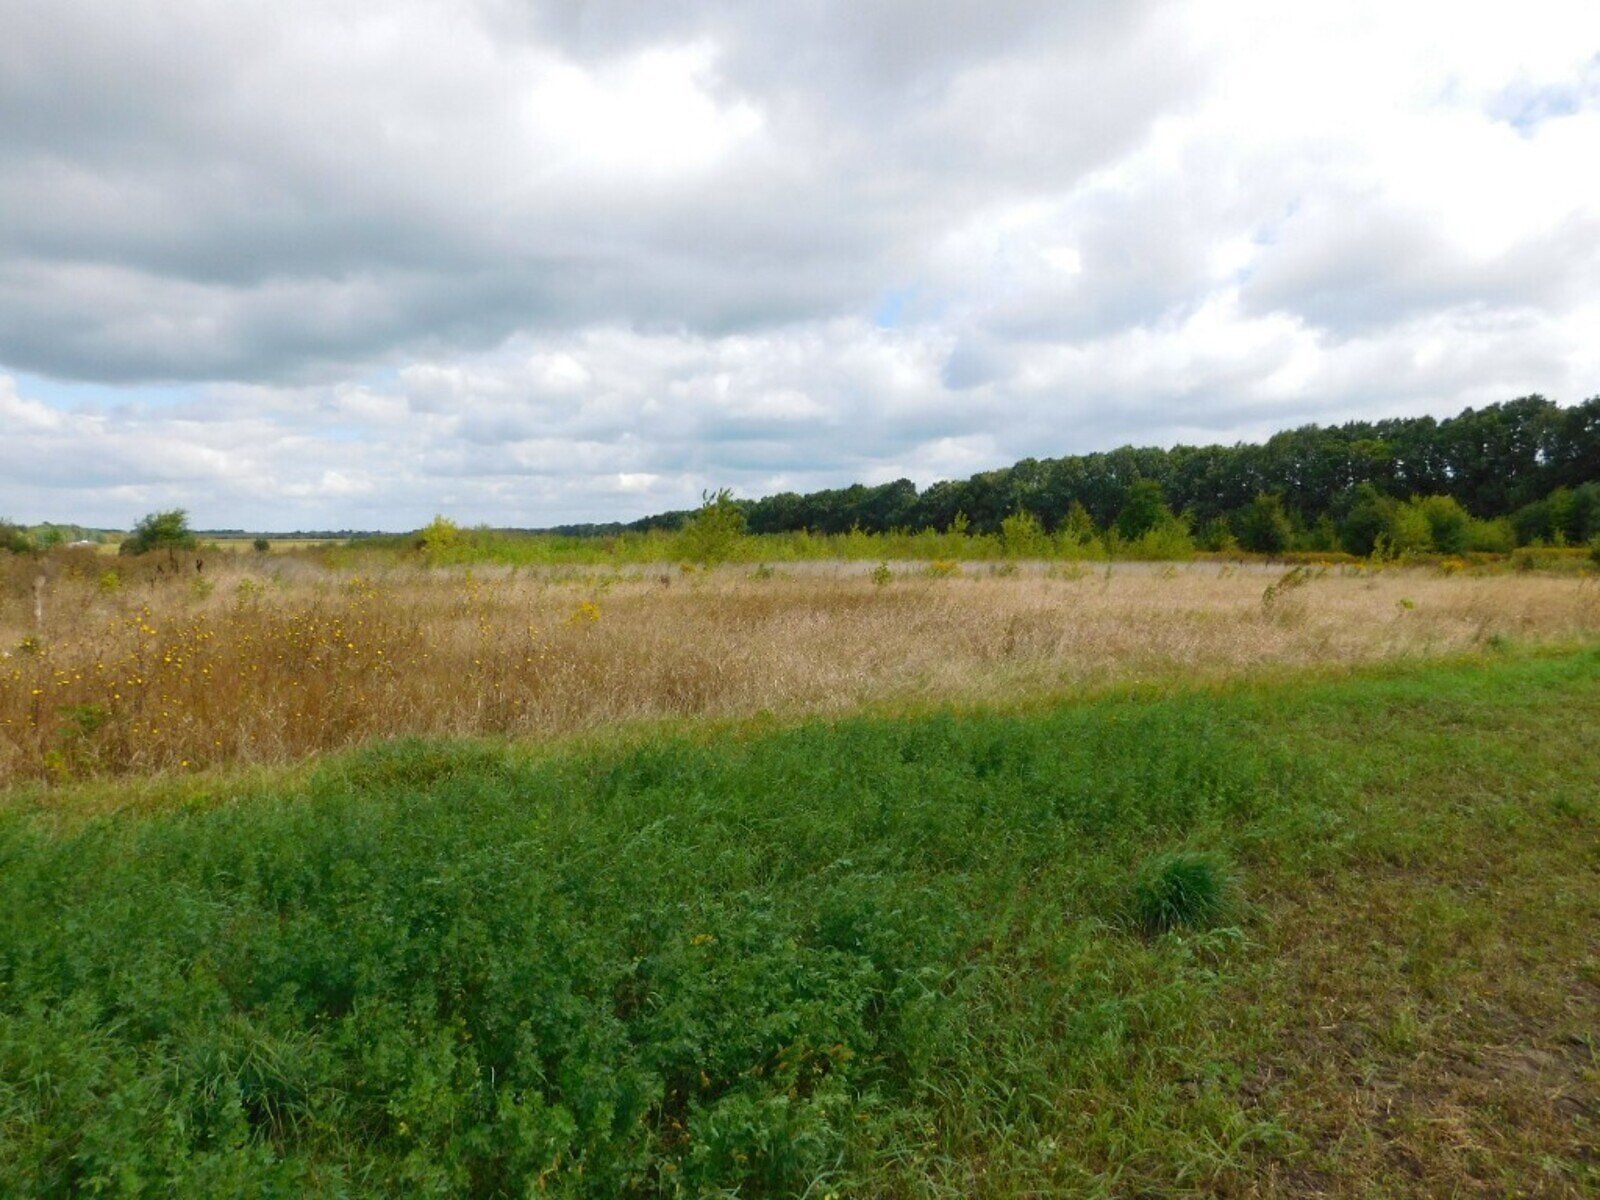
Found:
[1,652,1596,1196]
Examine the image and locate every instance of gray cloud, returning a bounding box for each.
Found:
[0,0,1183,382]
[2,0,1598,529]
[1241,198,1600,335]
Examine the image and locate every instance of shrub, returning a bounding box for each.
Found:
[1057,500,1098,548]
[871,561,893,586]
[1129,851,1233,935]
[1381,502,1431,557]
[252,537,271,553]
[418,515,461,559]
[1339,484,1394,556]
[1235,494,1293,555]
[1415,495,1471,555]
[119,509,197,557]
[1123,517,1195,561]
[1590,535,1600,569]
[1116,480,1174,541]
[1195,517,1238,553]
[0,520,32,554]
[679,488,747,565]
[1509,499,1554,546]
[1465,517,1515,554]
[1000,509,1049,558]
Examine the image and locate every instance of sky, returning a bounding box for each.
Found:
[2,0,1598,531]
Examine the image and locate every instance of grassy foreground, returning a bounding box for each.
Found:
[1,651,1596,1197]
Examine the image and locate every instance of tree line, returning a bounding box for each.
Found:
[598,394,1600,555]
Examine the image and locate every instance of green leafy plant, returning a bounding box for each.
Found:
[679,488,747,565]
[418,515,462,559]
[119,509,197,557]
[1236,494,1294,555]
[1000,509,1049,558]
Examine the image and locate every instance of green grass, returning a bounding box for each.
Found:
[1,651,1597,1196]
[1129,851,1235,935]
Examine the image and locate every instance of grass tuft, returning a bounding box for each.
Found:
[1130,850,1234,934]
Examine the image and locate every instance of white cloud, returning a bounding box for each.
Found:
[1,0,1597,527]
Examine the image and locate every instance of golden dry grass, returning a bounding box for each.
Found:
[3,557,1598,783]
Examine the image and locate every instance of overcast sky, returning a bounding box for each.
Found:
[3,0,1598,530]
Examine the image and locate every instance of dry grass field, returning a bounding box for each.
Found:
[4,555,1597,783]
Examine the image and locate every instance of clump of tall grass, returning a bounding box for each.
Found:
[1129,851,1235,935]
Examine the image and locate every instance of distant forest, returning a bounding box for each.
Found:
[554,394,1600,555]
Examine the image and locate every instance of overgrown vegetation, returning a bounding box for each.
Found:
[6,557,1598,784]
[1,651,1595,1196]
[0,521,33,555]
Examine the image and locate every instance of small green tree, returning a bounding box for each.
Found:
[1378,501,1431,558]
[418,515,461,559]
[1339,485,1395,556]
[679,488,747,565]
[1115,480,1173,541]
[1415,495,1471,555]
[999,509,1048,558]
[1057,501,1096,547]
[252,537,271,553]
[119,509,196,556]
[1235,494,1294,555]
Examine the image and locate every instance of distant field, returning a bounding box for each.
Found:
[1,652,1595,1195]
[208,538,347,552]
[3,556,1598,783]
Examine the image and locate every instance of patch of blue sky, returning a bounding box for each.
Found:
[1487,59,1597,134]
[872,287,915,329]
[11,370,204,412]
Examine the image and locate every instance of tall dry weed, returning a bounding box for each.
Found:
[3,559,1597,782]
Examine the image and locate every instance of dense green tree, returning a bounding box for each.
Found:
[1570,483,1600,542]
[1115,480,1172,540]
[1415,495,1472,555]
[1235,494,1294,554]
[1339,485,1394,557]
[1510,497,1559,545]
[119,509,196,557]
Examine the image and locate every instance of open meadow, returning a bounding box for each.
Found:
[2,553,1598,784]
[1,552,1598,1197]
